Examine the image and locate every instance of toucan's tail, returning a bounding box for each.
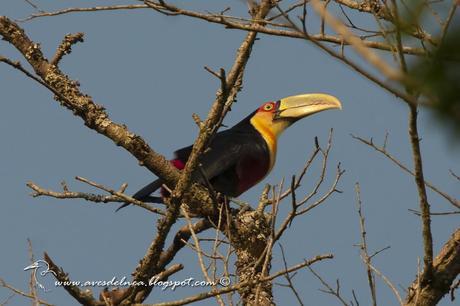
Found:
[115,179,163,212]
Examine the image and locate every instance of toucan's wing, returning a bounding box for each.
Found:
[174,128,269,196]
[118,125,268,212]
[132,179,164,201]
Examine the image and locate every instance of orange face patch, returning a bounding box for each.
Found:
[250,101,288,172]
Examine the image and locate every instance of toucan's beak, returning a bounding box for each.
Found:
[275,93,342,120]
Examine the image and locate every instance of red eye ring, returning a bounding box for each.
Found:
[263,103,274,111]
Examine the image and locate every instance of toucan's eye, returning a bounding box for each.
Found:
[263,103,274,111]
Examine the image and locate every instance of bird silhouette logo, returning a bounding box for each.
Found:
[24,260,57,292]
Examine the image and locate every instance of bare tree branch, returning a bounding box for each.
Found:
[181,207,225,306]
[27,239,40,306]
[308,267,350,306]
[273,3,420,107]
[404,227,460,306]
[0,278,52,306]
[17,2,428,56]
[332,0,437,43]
[408,105,434,283]
[439,0,458,44]
[273,131,343,242]
[367,262,403,305]
[44,252,101,306]
[0,16,183,194]
[354,183,377,306]
[450,170,460,182]
[20,4,148,21]
[158,219,213,269]
[50,32,84,66]
[26,179,165,214]
[279,245,305,306]
[351,134,460,210]
[139,254,333,306]
[310,0,403,82]
[409,209,460,216]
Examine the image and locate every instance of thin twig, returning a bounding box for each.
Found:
[181,207,225,306]
[23,0,43,12]
[367,262,403,305]
[408,209,460,216]
[439,0,459,45]
[0,279,53,306]
[369,246,391,260]
[273,4,420,107]
[354,183,377,306]
[43,253,99,306]
[351,134,460,209]
[274,132,343,241]
[298,131,334,206]
[140,254,333,306]
[450,170,460,182]
[211,206,225,282]
[26,180,165,215]
[75,176,166,213]
[20,4,148,21]
[158,219,212,269]
[333,0,436,44]
[0,293,15,306]
[27,239,39,306]
[310,0,403,82]
[308,267,349,306]
[296,163,344,215]
[0,57,68,102]
[390,0,408,73]
[50,33,84,66]
[278,136,322,201]
[18,3,427,56]
[279,245,305,306]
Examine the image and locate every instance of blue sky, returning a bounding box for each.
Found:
[1,1,459,305]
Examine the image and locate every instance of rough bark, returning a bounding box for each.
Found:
[404,227,460,306]
[231,210,273,305]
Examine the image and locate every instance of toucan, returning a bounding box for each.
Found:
[117,93,341,211]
